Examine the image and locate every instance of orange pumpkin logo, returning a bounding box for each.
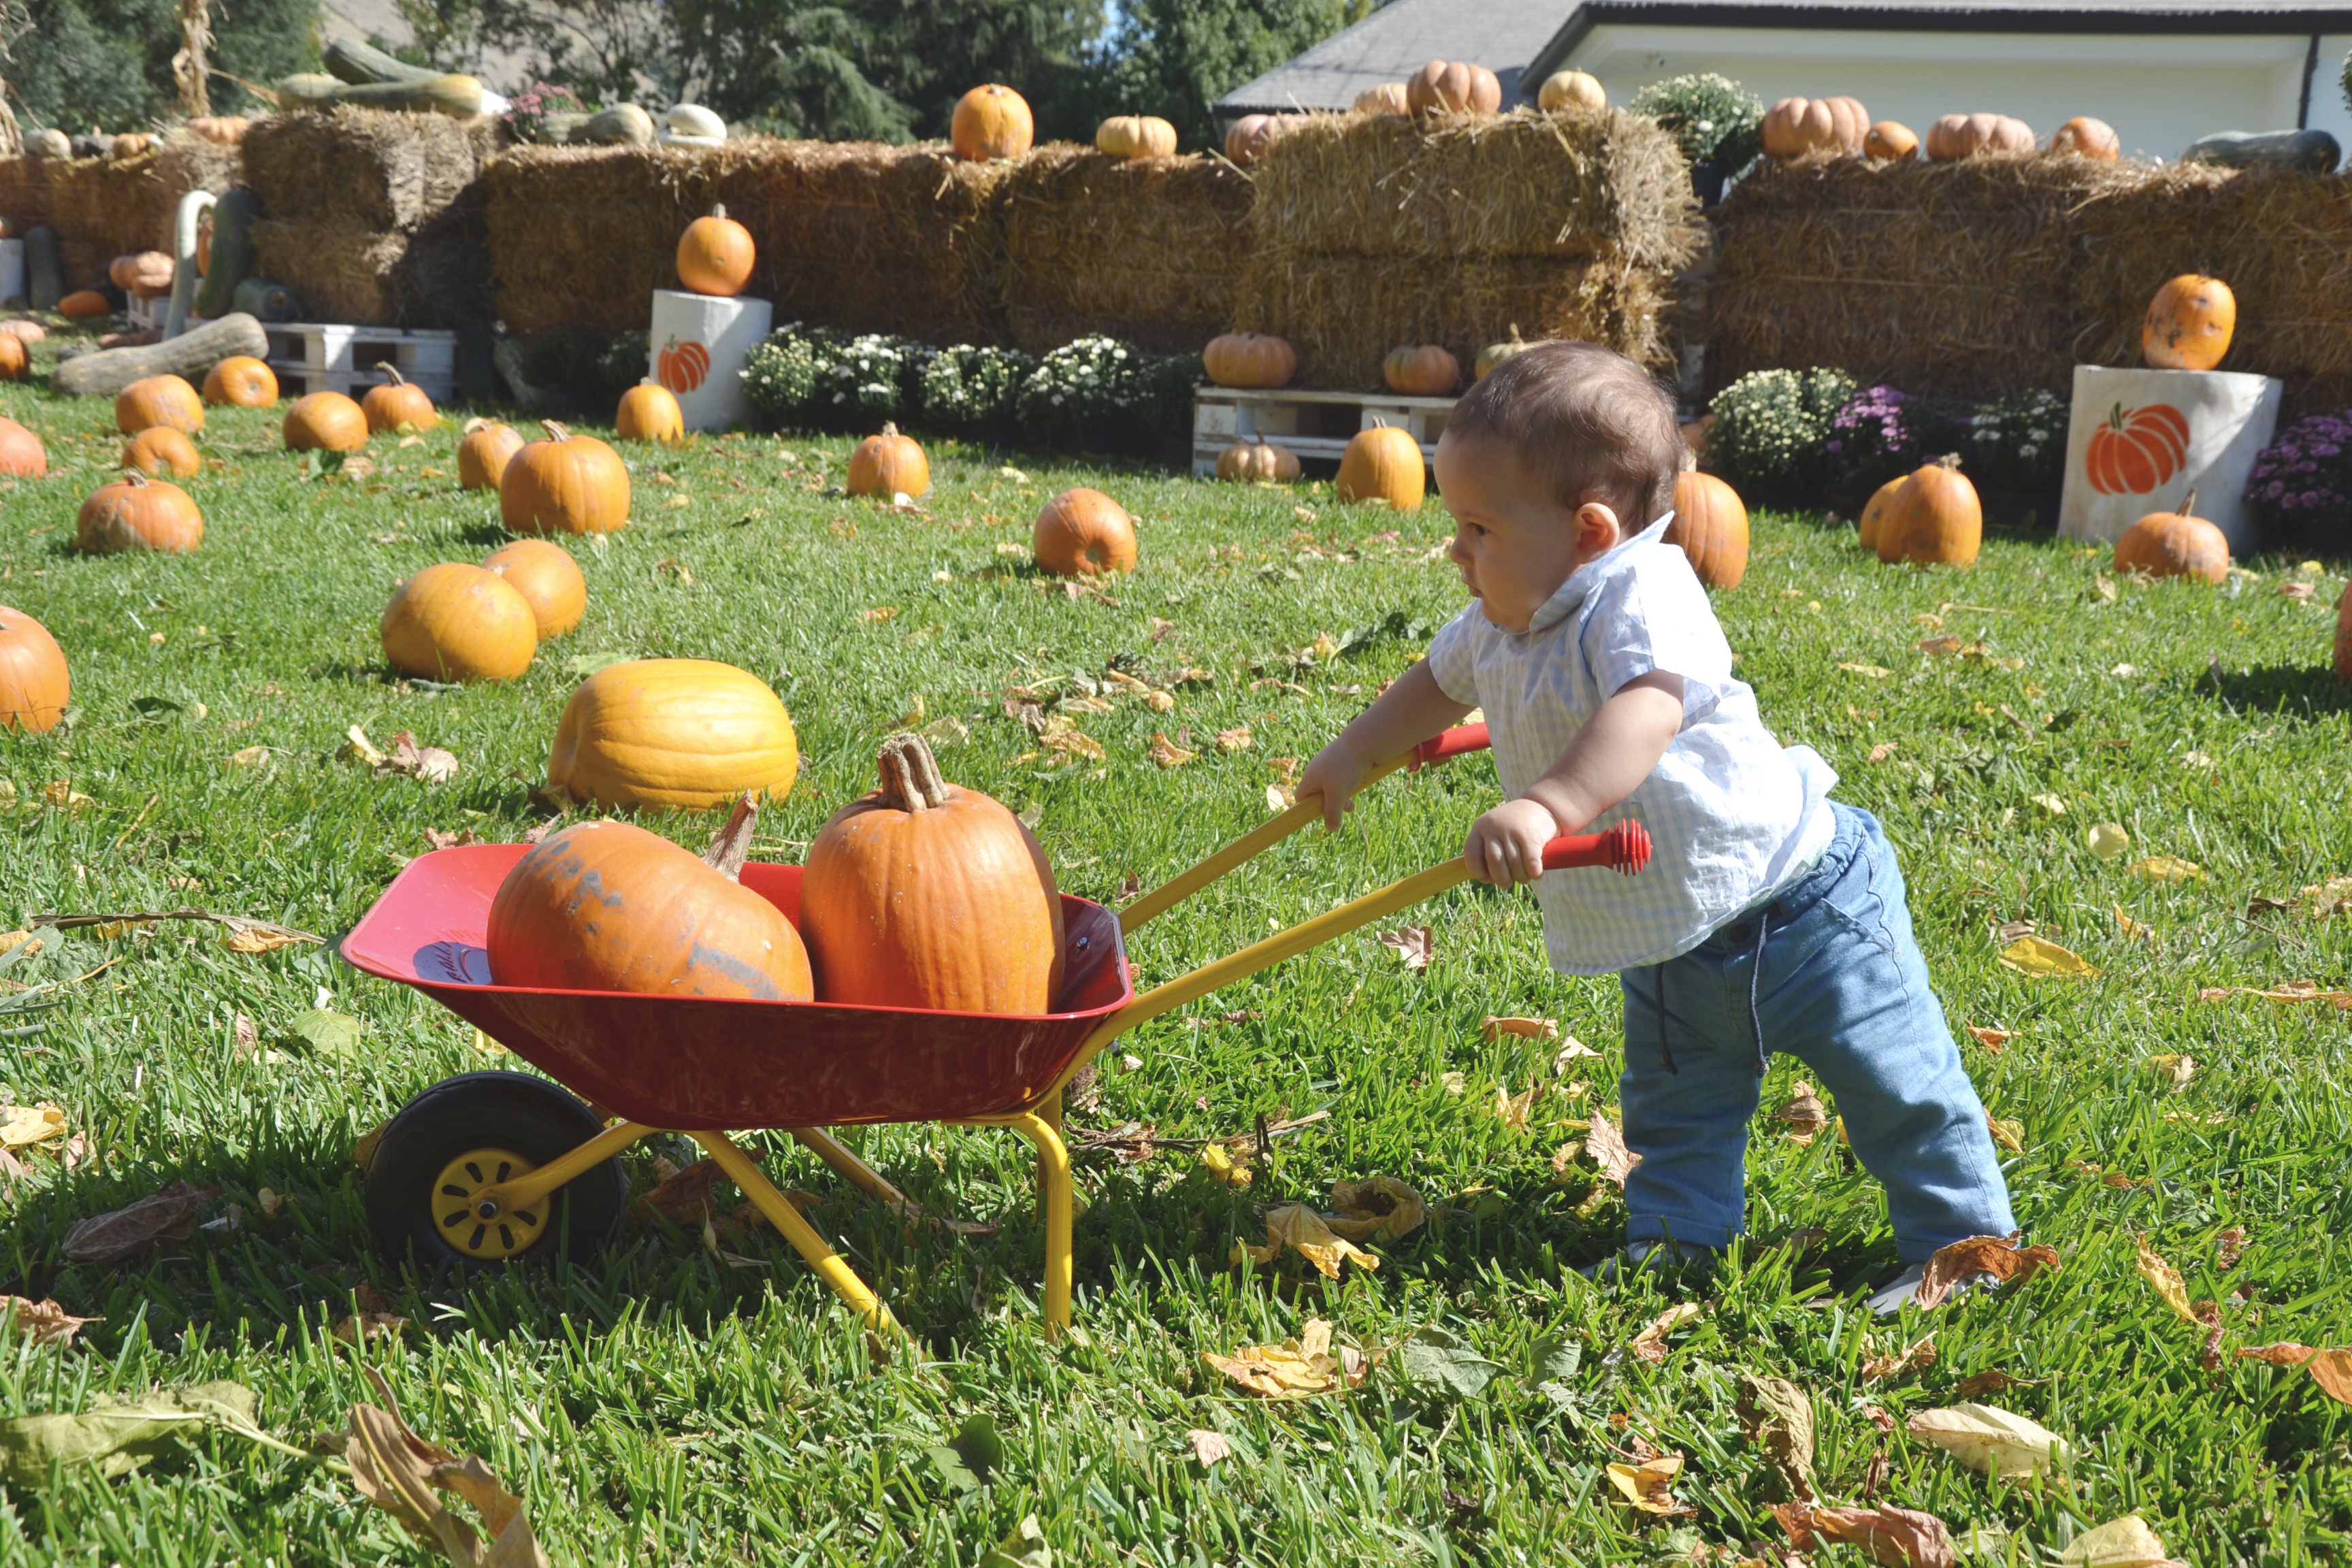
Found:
[2086,402,2189,495]
[657,338,711,394]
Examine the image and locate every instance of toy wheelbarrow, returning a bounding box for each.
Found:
[339,723,1649,1337]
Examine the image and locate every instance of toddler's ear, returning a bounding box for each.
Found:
[1573,502,1622,558]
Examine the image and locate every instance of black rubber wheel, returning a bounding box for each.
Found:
[363,1071,626,1273]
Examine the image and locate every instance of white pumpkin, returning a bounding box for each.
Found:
[29,128,69,159]
[663,103,727,146]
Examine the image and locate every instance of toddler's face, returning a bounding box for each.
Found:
[1433,433,1619,632]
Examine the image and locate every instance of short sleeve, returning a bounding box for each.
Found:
[1580,544,1733,723]
[1424,602,1484,705]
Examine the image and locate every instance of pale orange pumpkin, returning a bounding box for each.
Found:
[1875,455,1980,568]
[1925,113,2036,161]
[57,291,110,321]
[1761,96,1869,157]
[457,418,525,489]
[0,335,25,382]
[1383,344,1461,396]
[483,538,587,639]
[487,819,813,1002]
[676,205,755,297]
[615,382,685,444]
[361,363,438,433]
[847,422,928,498]
[1223,113,1288,167]
[547,659,800,811]
[108,251,174,298]
[1863,120,1918,161]
[2114,491,2228,583]
[186,116,248,144]
[122,425,201,478]
[500,421,630,536]
[0,319,47,345]
[1216,440,1301,483]
[951,84,1034,161]
[76,470,203,554]
[800,732,1064,1013]
[284,391,369,453]
[1535,70,1605,113]
[1033,487,1137,576]
[1095,115,1177,158]
[1336,423,1426,510]
[1406,60,1502,116]
[1353,82,1411,116]
[0,417,48,477]
[202,355,276,406]
[115,374,203,436]
[380,561,538,683]
[1203,332,1296,389]
[2143,274,2236,372]
[1857,474,1906,555]
[2049,116,2120,159]
[0,604,69,733]
[1664,471,1749,589]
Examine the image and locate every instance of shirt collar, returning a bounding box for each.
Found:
[1522,512,1676,635]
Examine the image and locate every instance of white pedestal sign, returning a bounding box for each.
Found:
[646,288,772,434]
[2058,363,2282,552]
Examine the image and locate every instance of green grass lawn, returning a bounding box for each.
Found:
[0,378,2347,1566]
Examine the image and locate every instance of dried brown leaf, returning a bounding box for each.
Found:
[1325,1175,1425,1243]
[1628,1302,1701,1365]
[1186,1428,1231,1467]
[1861,1337,1937,1383]
[1230,1204,1379,1279]
[1775,1501,1956,1568]
[2216,1225,2248,1271]
[1376,926,1432,970]
[342,1367,550,1567]
[1916,1233,2061,1309]
[0,1295,100,1345]
[2134,1235,2201,1327]
[635,1157,725,1226]
[1584,1109,1642,1188]
[61,1180,218,1265]
[1482,1015,1557,1042]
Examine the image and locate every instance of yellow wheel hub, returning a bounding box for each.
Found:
[431,1147,549,1260]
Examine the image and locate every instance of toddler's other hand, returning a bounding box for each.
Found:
[1298,742,1367,832]
[1464,798,1562,887]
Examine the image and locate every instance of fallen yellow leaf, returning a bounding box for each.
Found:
[1213,726,1253,754]
[1836,662,1893,679]
[1482,1015,1557,1042]
[1198,1145,1251,1188]
[2088,822,2131,862]
[1149,731,1196,768]
[1604,1451,1686,1514]
[1230,1203,1378,1279]
[1492,1081,1535,1134]
[1906,1403,2073,1479]
[1998,935,2099,979]
[2129,855,2202,883]
[1629,1302,1701,1364]
[2061,1513,2178,1568]
[1325,1175,1425,1242]
[1584,1108,1642,1188]
[2144,1054,2195,1090]
[2133,1235,2200,1327]
[1202,1318,1364,1399]
[0,1104,65,1150]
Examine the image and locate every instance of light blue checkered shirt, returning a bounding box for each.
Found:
[1426,515,1838,976]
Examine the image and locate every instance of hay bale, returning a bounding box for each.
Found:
[480,144,721,335]
[1250,110,1700,268]
[0,157,56,236]
[35,139,242,287]
[1235,251,1671,389]
[1000,145,1253,355]
[250,218,406,324]
[242,108,501,232]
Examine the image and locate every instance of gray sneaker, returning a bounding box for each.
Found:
[1865,1262,1999,1316]
[1577,1239,1723,1284]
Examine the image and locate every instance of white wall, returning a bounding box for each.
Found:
[1565,24,2339,163]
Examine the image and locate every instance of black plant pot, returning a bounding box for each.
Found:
[1691,161,1727,208]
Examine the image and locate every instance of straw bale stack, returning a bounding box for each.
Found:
[0,139,241,290]
[1235,109,1700,389]
[479,144,720,334]
[1000,146,1253,354]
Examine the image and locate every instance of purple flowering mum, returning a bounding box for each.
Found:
[2247,410,2352,541]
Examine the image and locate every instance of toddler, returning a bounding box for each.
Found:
[1299,342,2014,1313]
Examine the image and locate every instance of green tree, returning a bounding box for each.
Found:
[10,0,318,129]
[1071,0,1367,149]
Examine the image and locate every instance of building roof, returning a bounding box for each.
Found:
[1218,0,2352,115]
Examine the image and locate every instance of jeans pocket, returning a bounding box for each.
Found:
[1813,835,1901,962]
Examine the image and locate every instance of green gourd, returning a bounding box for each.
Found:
[275,72,489,117]
[194,189,260,321]
[2183,129,2340,174]
[231,278,297,321]
[52,312,268,397]
[577,105,655,145]
[323,35,444,88]
[22,226,61,312]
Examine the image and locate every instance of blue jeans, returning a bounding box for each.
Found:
[1617,803,2015,1264]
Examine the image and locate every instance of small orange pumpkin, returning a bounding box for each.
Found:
[951,84,1034,161]
[2049,116,2120,159]
[1032,487,1137,576]
[1875,455,1980,568]
[380,561,538,683]
[1335,423,1425,510]
[2143,274,2236,372]
[57,291,110,321]
[1535,70,1605,113]
[800,732,1064,1013]
[1761,96,1869,157]
[122,426,202,478]
[76,470,203,554]
[201,355,277,406]
[1925,113,2036,161]
[1215,440,1301,483]
[1203,332,1296,389]
[1405,60,1502,116]
[0,417,48,477]
[1863,120,1918,161]
[1353,83,1411,116]
[1383,344,1460,396]
[1223,113,1288,166]
[615,382,685,444]
[0,319,47,345]
[483,538,587,639]
[676,205,755,297]
[1857,474,1906,555]
[284,391,370,453]
[0,335,25,382]
[457,418,525,489]
[502,421,630,536]
[361,363,438,433]
[1664,472,1749,589]
[108,251,174,298]
[847,422,928,498]
[2114,490,2228,583]
[0,604,69,733]
[1095,115,1178,158]
[115,374,203,436]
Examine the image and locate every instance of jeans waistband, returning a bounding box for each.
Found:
[1697,803,1869,956]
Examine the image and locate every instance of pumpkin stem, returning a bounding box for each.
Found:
[1933,453,1962,471]
[1508,323,1524,345]
[879,421,898,439]
[2180,487,2199,517]
[377,361,406,387]
[710,203,727,220]
[877,732,950,813]
[121,468,152,488]
[700,791,758,881]
[540,420,570,442]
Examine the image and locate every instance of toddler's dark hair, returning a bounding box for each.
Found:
[1443,340,1681,524]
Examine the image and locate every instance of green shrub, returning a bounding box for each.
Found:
[1705,368,1857,506]
[740,326,928,431]
[917,344,1036,435]
[1629,72,1763,172]
[1966,389,2068,493]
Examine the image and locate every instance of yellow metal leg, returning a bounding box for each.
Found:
[692,1131,902,1338]
[474,1120,656,1213]
[788,1127,912,1207]
[1001,1111,1073,1334]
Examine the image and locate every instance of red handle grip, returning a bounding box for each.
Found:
[1539,820,1652,876]
[1411,723,1491,768]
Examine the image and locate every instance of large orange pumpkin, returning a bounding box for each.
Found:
[1223,114,1287,166]
[361,364,438,433]
[547,658,799,811]
[1033,487,1137,576]
[1925,113,2035,160]
[1857,474,1906,554]
[847,422,928,498]
[0,604,69,733]
[1202,332,1296,389]
[1335,423,1425,510]
[501,421,630,535]
[76,471,203,554]
[457,418,525,489]
[1406,60,1502,116]
[1863,121,1918,161]
[1664,471,1749,589]
[676,205,755,297]
[284,391,370,453]
[0,417,47,477]
[2049,116,2120,159]
[486,819,813,1002]
[1383,344,1460,396]
[2143,275,2236,372]
[951,84,1034,161]
[2114,492,2228,583]
[800,732,1064,1013]
[483,538,587,639]
[122,426,201,478]
[380,562,538,683]
[115,374,203,436]
[57,291,109,321]
[1875,455,1981,568]
[1761,97,1868,157]
[202,355,277,406]
[0,335,25,382]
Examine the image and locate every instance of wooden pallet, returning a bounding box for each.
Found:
[1192,387,1455,476]
[263,323,457,403]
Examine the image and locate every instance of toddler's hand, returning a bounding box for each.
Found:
[1298,742,1367,832]
[1463,798,1563,888]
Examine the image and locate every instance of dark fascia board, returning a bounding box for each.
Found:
[1526,2,2352,80]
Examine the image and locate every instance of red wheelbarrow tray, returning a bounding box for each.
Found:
[340,846,1133,1132]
